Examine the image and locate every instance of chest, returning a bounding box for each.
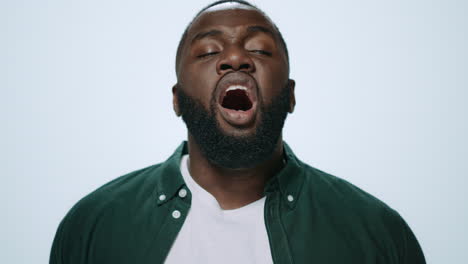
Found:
[164,193,273,264]
[85,197,393,264]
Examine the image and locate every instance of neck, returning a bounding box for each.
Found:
[186,134,285,210]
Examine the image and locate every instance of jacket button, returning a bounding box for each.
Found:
[287,195,294,202]
[172,210,181,219]
[178,188,187,198]
[159,194,166,201]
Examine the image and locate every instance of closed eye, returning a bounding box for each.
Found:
[249,50,272,56]
[197,51,220,58]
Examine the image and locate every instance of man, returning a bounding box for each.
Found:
[50,1,426,263]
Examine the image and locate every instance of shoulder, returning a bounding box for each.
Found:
[299,163,406,241]
[298,163,425,263]
[50,163,164,263]
[301,163,394,216]
[68,163,163,220]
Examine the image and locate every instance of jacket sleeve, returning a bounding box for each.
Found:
[49,203,94,264]
[389,210,426,264]
[399,217,426,264]
[49,215,68,264]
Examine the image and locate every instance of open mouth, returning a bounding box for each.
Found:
[221,86,253,111]
[215,72,258,127]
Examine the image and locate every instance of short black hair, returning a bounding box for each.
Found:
[175,0,290,75]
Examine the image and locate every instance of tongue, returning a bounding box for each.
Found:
[221,90,252,111]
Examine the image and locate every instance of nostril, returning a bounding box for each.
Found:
[239,63,250,70]
[220,64,232,71]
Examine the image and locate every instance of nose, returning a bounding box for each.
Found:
[216,46,255,75]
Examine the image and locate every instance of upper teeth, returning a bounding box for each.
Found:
[226,85,247,92]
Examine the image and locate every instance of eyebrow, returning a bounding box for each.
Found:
[190,25,276,44]
[246,25,275,38]
[191,29,223,43]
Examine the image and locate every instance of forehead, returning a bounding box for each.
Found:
[187,7,276,37]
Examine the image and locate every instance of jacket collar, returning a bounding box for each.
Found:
[154,141,305,208]
[154,143,188,205]
[268,142,305,209]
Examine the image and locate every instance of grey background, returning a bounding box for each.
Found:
[2,0,467,263]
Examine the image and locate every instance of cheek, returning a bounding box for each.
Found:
[254,61,288,102]
[179,60,218,106]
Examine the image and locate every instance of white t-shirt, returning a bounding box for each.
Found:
[164,155,273,264]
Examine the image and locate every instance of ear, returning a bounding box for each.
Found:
[287,79,296,113]
[172,84,182,116]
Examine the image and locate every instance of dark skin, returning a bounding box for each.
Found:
[172,8,296,210]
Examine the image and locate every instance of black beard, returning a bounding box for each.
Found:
[177,84,290,169]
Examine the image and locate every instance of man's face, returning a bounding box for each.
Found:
[174,7,295,168]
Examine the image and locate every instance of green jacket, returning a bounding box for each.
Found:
[50,142,425,263]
